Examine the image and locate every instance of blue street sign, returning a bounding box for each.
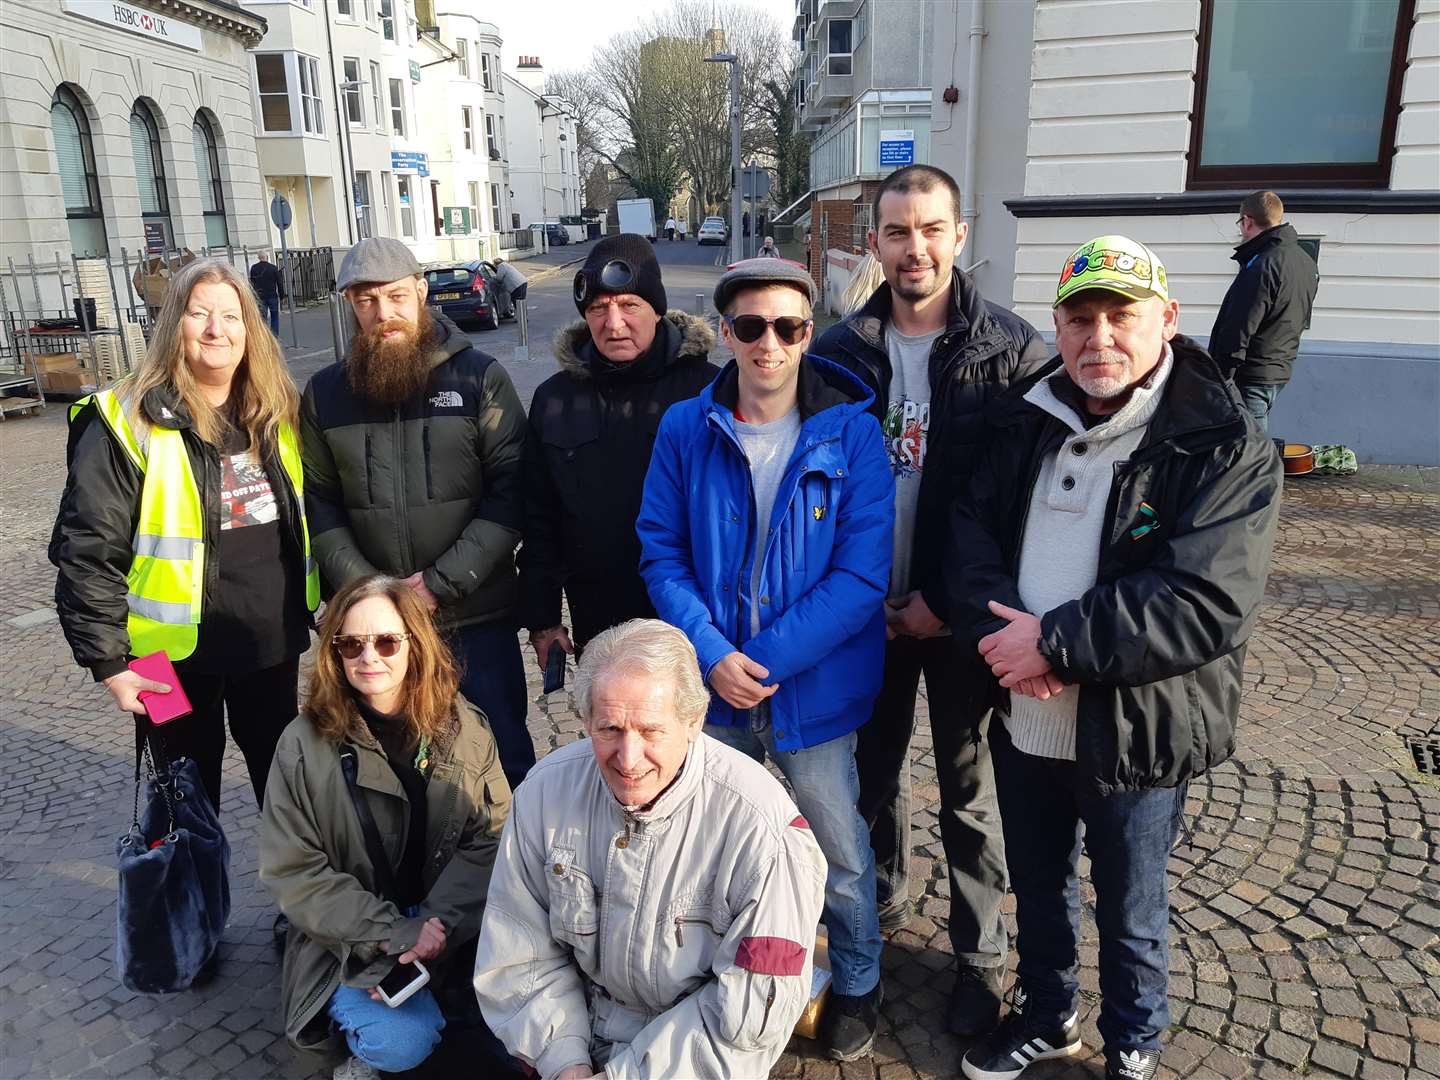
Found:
[879,129,915,168]
[390,151,430,177]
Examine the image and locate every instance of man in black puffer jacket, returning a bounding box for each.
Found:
[301,237,531,785]
[519,234,719,664]
[811,165,1050,1035]
[950,235,1281,1080]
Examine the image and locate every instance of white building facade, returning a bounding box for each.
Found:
[503,58,581,232]
[1,0,270,268]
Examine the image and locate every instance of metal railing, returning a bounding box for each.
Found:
[498,229,534,252]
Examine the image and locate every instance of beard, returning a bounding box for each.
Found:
[1073,349,1135,400]
[887,257,950,302]
[345,308,436,406]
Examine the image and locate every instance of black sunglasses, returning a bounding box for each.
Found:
[574,259,636,306]
[333,632,410,660]
[724,314,813,346]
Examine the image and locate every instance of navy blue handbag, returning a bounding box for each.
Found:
[115,735,231,993]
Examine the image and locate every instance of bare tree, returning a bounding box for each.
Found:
[543,69,609,205]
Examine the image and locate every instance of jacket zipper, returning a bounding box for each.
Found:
[393,408,413,570]
[762,984,776,1033]
[364,430,375,504]
[422,423,434,499]
[672,916,720,947]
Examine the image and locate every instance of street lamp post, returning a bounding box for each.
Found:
[703,50,742,264]
[338,80,364,240]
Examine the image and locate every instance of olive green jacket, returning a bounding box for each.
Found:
[260,696,511,1060]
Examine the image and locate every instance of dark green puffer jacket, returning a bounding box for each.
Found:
[300,313,526,626]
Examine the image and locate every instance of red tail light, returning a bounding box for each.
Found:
[470,275,483,294]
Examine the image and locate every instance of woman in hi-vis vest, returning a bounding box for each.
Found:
[51,257,320,814]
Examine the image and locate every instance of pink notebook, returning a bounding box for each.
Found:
[128,652,192,725]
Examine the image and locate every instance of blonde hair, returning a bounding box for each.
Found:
[575,619,710,730]
[124,257,298,449]
[306,575,461,745]
[841,253,887,315]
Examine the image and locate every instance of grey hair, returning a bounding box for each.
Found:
[574,619,710,729]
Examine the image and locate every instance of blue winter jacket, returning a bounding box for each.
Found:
[637,356,895,751]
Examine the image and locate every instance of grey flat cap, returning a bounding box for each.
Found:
[713,258,816,313]
[336,237,422,291]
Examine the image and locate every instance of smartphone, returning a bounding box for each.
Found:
[128,651,192,725]
[543,640,567,694]
[376,958,429,1008]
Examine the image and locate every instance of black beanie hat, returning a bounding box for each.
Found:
[573,233,668,317]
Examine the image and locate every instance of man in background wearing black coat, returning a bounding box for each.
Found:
[519,234,718,666]
[248,251,284,335]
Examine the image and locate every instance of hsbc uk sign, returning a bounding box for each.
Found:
[61,0,204,52]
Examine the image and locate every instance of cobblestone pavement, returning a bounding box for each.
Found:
[2,403,1436,1080]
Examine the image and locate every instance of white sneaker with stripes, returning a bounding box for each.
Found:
[960,1007,1082,1080]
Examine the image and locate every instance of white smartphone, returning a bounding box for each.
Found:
[376,958,430,1008]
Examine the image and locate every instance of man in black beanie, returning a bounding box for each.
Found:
[518,233,720,667]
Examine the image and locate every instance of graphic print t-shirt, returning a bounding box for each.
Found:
[883,325,943,599]
[188,424,305,673]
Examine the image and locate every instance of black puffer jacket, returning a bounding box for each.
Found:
[1209,223,1319,387]
[943,337,1282,795]
[518,311,718,646]
[301,314,526,627]
[812,269,1050,620]
[50,383,310,680]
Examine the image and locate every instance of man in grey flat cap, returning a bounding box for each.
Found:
[299,236,534,786]
[637,258,894,1062]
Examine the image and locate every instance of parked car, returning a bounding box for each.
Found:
[527,221,570,246]
[423,261,509,330]
[697,217,729,245]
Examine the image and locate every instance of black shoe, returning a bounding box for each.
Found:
[949,963,1005,1037]
[820,982,883,1062]
[1106,1046,1161,1080]
[878,899,912,934]
[960,1006,1081,1079]
[272,913,290,953]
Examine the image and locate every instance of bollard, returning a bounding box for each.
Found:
[695,292,705,315]
[513,298,531,364]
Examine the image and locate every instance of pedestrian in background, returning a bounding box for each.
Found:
[300,237,533,790]
[1209,191,1320,433]
[51,257,319,813]
[757,235,781,258]
[519,235,718,665]
[638,259,894,1062]
[664,216,676,241]
[951,236,1280,1080]
[812,164,1050,1036]
[261,574,511,1080]
[249,250,285,335]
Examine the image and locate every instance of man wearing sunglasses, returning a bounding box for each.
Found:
[637,258,895,1062]
[519,235,719,666]
[811,164,1051,1037]
[300,237,532,791]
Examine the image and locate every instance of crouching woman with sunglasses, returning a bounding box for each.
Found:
[260,575,512,1080]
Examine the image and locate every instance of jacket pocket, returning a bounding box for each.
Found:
[654,889,731,1003]
[545,846,601,973]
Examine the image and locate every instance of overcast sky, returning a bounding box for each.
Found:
[491,0,797,77]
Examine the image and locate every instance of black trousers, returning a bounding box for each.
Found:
[855,635,1009,967]
[135,657,301,814]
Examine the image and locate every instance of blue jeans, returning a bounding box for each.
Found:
[707,708,881,997]
[1237,383,1281,433]
[451,620,534,788]
[328,983,444,1072]
[261,295,281,334]
[991,720,1185,1051]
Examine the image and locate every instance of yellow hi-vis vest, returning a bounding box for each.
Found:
[74,387,320,661]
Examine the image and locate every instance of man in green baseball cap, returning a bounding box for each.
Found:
[949,234,1281,1080]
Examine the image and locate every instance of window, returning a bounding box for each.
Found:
[485,114,498,158]
[855,3,868,45]
[398,174,416,238]
[254,54,292,132]
[481,53,492,91]
[389,79,407,136]
[354,171,373,238]
[827,18,853,76]
[192,113,229,248]
[361,0,373,22]
[379,0,394,39]
[456,39,469,78]
[369,62,384,131]
[462,106,474,151]
[1189,0,1416,188]
[381,171,395,234]
[50,86,108,256]
[130,101,174,253]
[468,181,481,232]
[335,0,352,17]
[496,57,504,95]
[490,182,502,231]
[299,55,323,134]
[343,58,364,125]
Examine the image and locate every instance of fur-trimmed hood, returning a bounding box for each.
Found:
[552,309,716,380]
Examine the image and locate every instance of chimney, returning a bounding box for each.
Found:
[515,54,545,94]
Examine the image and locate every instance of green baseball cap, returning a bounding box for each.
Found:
[1054,235,1168,308]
